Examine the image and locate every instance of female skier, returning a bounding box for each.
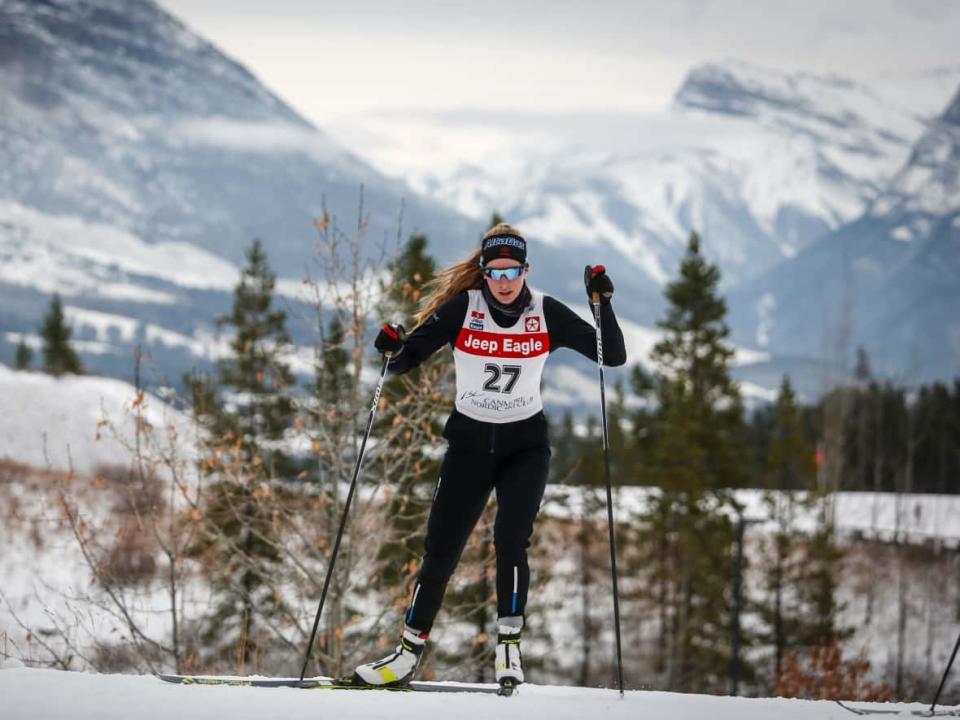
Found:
[354,223,627,689]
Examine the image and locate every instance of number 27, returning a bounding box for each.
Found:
[483,364,521,393]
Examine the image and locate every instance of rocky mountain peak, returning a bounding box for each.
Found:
[673,60,812,118]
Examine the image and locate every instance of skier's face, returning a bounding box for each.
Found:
[482,259,526,304]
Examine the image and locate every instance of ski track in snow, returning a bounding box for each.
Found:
[0,667,942,720]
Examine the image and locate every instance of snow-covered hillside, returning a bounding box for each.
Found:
[0,0,467,275]
[0,0,473,385]
[0,364,192,474]
[0,666,951,720]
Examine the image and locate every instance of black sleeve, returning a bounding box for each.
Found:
[385,292,468,374]
[542,296,627,367]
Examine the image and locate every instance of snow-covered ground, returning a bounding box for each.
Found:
[0,364,194,475]
[0,666,950,720]
[542,486,960,547]
[2,363,958,701]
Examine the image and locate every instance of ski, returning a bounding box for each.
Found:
[156,673,508,695]
[835,700,960,717]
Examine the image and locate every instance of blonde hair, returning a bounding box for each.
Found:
[415,248,483,327]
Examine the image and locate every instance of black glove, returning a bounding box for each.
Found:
[374,323,406,355]
[584,265,614,304]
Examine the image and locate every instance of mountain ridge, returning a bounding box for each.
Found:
[726,85,960,382]
[2,2,958,393]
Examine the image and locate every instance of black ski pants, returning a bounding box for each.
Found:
[404,410,550,634]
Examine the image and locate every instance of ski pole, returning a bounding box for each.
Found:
[930,628,960,713]
[299,352,391,683]
[591,290,625,698]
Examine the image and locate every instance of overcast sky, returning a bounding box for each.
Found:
[159,0,959,119]
[157,0,960,175]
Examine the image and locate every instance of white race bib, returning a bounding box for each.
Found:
[453,289,550,423]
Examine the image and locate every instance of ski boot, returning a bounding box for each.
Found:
[353,625,428,686]
[495,617,523,696]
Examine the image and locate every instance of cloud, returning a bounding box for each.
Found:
[174,116,357,167]
[159,0,960,120]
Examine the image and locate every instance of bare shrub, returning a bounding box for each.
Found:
[775,641,893,701]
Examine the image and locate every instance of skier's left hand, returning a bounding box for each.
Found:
[584,265,614,305]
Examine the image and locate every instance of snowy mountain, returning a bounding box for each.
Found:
[727,86,960,382]
[406,61,949,297]
[0,0,772,404]
[2,0,957,395]
[0,0,473,381]
[394,60,960,389]
[0,0,470,272]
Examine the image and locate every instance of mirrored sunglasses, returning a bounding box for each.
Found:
[482,265,525,281]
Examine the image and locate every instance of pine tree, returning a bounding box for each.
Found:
[14,338,33,370]
[651,232,745,490]
[799,512,849,650]
[854,347,872,385]
[41,294,83,376]
[384,233,436,323]
[573,416,609,685]
[188,239,296,670]
[640,232,747,693]
[757,375,820,687]
[217,239,296,476]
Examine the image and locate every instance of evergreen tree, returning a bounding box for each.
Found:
[573,416,609,685]
[184,370,219,426]
[757,375,821,687]
[384,233,436,323]
[217,239,296,476]
[41,294,83,376]
[766,377,815,491]
[14,338,33,370]
[913,382,955,494]
[639,232,747,692]
[798,511,849,650]
[854,347,872,385]
[188,239,296,669]
[316,315,350,420]
[650,232,745,489]
[545,413,608,684]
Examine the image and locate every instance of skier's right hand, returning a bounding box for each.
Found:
[374,323,406,355]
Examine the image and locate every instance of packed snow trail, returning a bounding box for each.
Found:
[1,667,952,720]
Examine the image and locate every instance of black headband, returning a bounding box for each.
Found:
[481,234,527,266]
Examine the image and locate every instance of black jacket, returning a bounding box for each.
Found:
[387,289,627,452]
